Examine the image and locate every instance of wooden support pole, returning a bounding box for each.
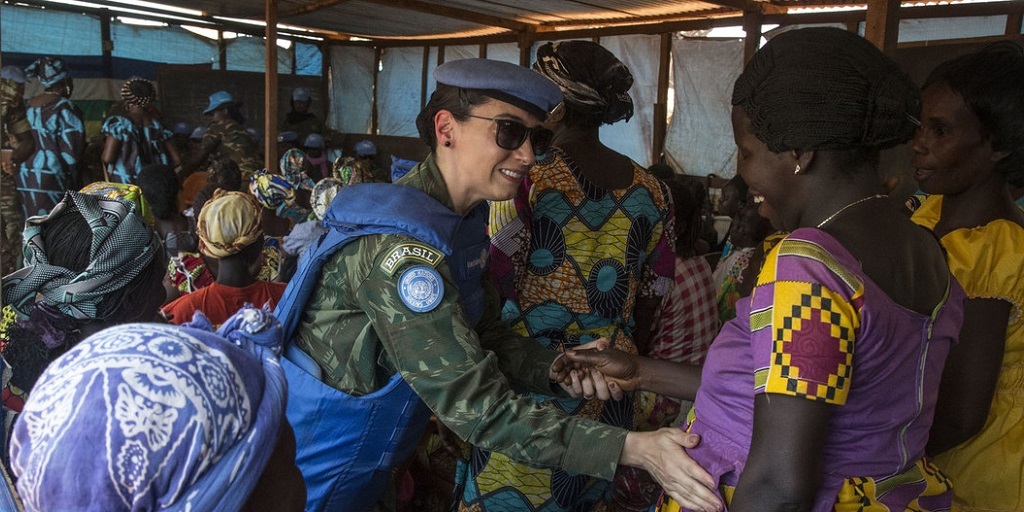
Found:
[518,29,535,67]
[421,46,430,109]
[218,31,227,71]
[479,44,487,59]
[100,10,113,78]
[437,46,446,66]
[742,10,762,64]
[265,0,279,168]
[1007,11,1023,35]
[652,33,671,166]
[864,0,901,55]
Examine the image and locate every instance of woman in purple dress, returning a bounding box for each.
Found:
[566,27,965,512]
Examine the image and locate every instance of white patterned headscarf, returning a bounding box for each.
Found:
[10,306,286,512]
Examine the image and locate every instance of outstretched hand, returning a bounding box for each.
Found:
[564,346,642,398]
[550,336,614,399]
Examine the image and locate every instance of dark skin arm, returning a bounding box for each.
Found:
[729,394,829,512]
[11,131,34,166]
[164,138,182,167]
[927,297,1010,457]
[101,135,120,165]
[563,348,702,402]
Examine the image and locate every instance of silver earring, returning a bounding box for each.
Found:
[794,164,801,175]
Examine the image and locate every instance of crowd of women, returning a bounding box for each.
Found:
[0,26,1021,512]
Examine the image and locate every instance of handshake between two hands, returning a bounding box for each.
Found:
[549,335,641,401]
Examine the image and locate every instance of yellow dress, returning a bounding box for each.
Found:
[912,195,1024,512]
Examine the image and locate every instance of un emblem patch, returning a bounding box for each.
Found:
[398,266,444,313]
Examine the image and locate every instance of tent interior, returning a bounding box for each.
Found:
[2,0,1023,198]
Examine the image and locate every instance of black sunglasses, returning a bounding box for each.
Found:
[465,114,553,156]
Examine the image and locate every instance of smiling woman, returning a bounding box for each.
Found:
[274,57,718,512]
[480,40,678,512]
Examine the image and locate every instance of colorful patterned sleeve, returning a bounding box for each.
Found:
[749,231,864,405]
[638,172,676,299]
[100,115,131,141]
[488,177,533,302]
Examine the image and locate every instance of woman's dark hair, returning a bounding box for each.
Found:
[137,164,180,220]
[415,84,490,150]
[666,178,707,258]
[4,207,166,391]
[923,41,1024,187]
[40,208,166,323]
[207,158,243,191]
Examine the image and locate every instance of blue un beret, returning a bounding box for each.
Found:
[434,59,563,121]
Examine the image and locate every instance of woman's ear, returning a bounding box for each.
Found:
[434,110,455,147]
[792,149,816,174]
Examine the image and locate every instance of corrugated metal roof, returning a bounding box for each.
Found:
[21,0,1021,42]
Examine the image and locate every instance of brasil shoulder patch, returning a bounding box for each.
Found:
[380,242,444,276]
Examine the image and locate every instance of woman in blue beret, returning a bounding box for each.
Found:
[274,58,722,512]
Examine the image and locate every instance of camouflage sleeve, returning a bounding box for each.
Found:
[475,275,563,396]
[356,252,626,480]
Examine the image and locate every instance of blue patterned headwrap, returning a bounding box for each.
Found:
[10,306,286,512]
[279,148,314,190]
[24,57,70,89]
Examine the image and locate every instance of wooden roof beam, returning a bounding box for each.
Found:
[699,0,785,15]
[364,0,534,31]
[536,8,735,29]
[279,0,351,18]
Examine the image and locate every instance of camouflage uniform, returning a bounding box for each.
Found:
[293,154,626,481]
[0,78,29,273]
[201,119,262,182]
[280,112,323,147]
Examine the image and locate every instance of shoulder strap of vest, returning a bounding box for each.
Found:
[274,183,462,343]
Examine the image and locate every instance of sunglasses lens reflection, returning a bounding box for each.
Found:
[495,120,552,156]
[495,120,527,151]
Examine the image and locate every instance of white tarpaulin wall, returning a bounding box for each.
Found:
[599,34,661,168]
[328,46,375,134]
[665,38,743,178]
[378,46,424,137]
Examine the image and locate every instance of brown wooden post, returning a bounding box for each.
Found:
[864,0,901,55]
[742,10,763,64]
[437,46,446,66]
[218,31,227,71]
[518,28,535,67]
[479,44,487,59]
[652,33,671,165]
[1006,11,1023,35]
[265,0,279,168]
[421,46,430,109]
[100,10,113,78]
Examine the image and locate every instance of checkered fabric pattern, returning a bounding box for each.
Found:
[649,256,719,364]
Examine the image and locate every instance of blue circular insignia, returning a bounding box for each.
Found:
[398,266,444,313]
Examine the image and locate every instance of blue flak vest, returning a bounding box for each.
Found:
[274,183,489,512]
